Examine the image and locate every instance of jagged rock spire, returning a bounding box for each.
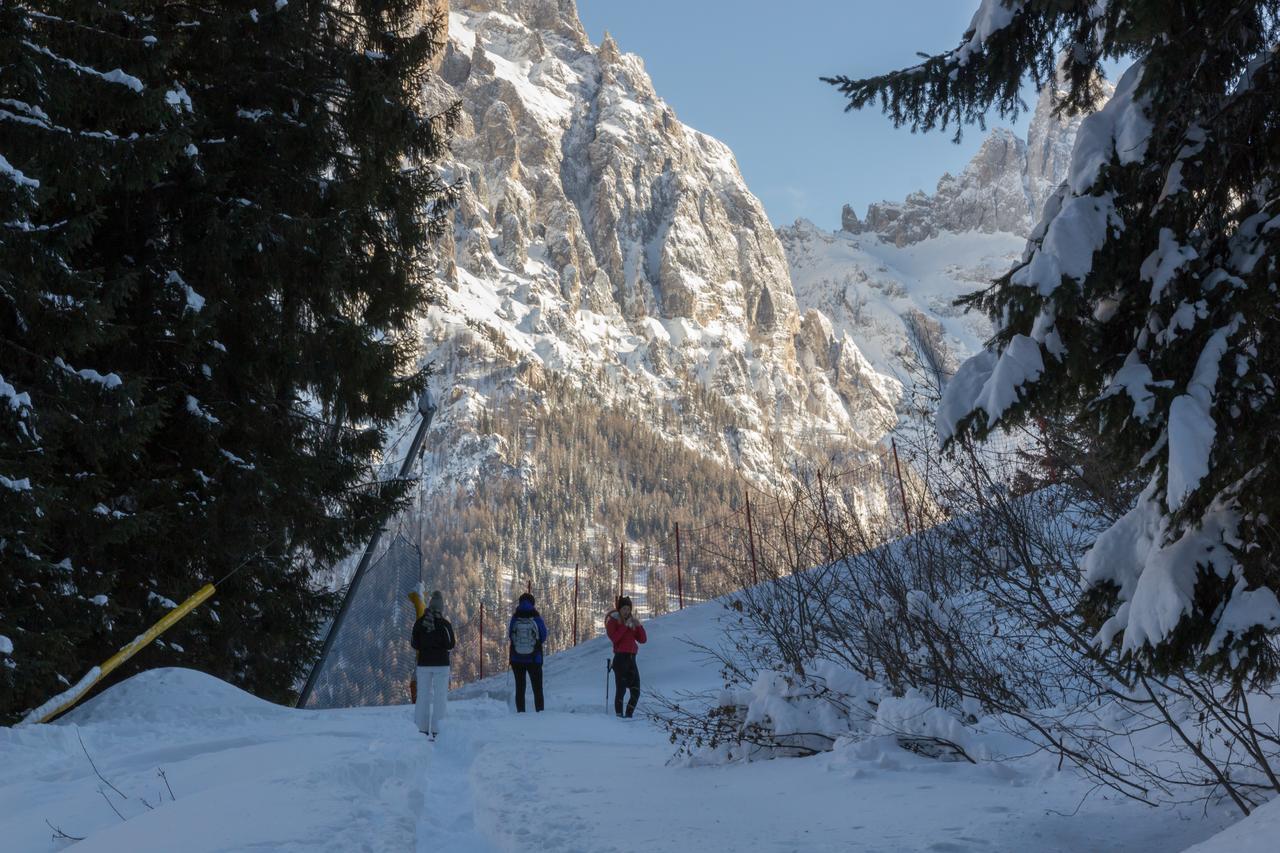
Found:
[840,204,863,234]
[598,29,621,65]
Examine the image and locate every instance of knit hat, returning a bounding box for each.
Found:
[518,592,535,607]
[616,595,633,611]
[428,590,444,615]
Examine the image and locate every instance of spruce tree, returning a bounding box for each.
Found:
[0,2,188,721]
[1,0,455,723]
[826,2,1280,686]
[135,0,457,703]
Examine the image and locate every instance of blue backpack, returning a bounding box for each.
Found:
[512,617,539,656]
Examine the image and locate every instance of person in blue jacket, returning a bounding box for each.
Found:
[508,592,548,712]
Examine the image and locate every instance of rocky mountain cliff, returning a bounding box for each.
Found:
[412,0,900,502]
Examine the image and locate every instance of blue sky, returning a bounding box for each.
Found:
[575,1,1035,230]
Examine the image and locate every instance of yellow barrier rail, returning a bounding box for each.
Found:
[22,583,217,725]
[407,590,426,702]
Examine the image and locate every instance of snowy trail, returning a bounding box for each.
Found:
[1,601,1249,852]
[413,703,501,853]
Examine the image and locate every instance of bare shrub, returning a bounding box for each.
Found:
[654,362,1280,816]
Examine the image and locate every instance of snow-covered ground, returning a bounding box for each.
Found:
[1182,796,1280,853]
[0,599,1254,852]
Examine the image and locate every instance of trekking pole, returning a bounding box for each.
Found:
[605,658,612,713]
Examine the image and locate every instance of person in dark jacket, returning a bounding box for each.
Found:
[606,596,647,718]
[411,590,455,738]
[508,592,549,712]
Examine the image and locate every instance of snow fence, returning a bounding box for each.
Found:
[301,534,423,709]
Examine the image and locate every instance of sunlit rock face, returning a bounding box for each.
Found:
[413,0,899,503]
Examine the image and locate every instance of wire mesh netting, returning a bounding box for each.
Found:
[301,534,423,710]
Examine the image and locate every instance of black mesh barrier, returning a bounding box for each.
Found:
[302,534,423,709]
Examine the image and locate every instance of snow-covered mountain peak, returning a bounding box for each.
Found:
[780,81,1107,397]
[452,0,588,45]
[841,82,1110,248]
[416,0,900,507]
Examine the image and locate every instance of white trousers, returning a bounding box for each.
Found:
[414,665,449,734]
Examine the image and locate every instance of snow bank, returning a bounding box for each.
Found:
[65,667,286,726]
[1183,795,1280,853]
[1,601,1242,853]
[16,667,285,727]
[3,668,426,853]
[691,661,883,763]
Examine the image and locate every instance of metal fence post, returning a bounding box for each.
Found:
[891,438,913,536]
[818,470,836,563]
[675,523,684,609]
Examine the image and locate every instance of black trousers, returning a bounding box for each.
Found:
[613,653,640,716]
[512,662,544,712]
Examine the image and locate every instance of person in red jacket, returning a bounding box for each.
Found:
[606,596,647,718]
